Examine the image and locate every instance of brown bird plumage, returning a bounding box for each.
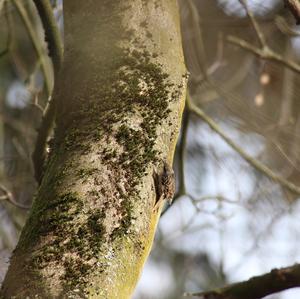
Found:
[153,161,175,211]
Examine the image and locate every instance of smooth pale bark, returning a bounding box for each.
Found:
[1,0,187,298]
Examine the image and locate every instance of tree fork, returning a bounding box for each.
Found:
[1,0,187,298]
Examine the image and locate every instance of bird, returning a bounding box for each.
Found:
[153,161,175,211]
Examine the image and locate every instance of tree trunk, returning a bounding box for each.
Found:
[1,0,187,298]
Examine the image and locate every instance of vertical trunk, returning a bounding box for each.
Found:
[1,0,187,298]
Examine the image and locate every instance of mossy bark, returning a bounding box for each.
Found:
[1,0,187,298]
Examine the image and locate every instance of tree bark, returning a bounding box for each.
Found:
[1,0,187,298]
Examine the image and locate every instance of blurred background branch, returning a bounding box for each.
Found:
[185,264,300,299]
[31,0,63,184]
[187,94,300,195]
[0,184,30,209]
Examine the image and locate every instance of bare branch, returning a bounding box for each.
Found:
[29,93,45,114]
[32,97,56,183]
[187,95,300,196]
[0,1,11,58]
[11,0,52,95]
[32,0,63,75]
[31,0,63,184]
[0,184,30,209]
[186,0,208,77]
[227,35,300,74]
[184,264,300,299]
[275,15,300,36]
[239,0,266,47]
[227,1,300,75]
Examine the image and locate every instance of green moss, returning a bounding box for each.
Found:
[88,189,100,197]
[13,183,106,292]
[63,258,92,289]
[87,210,106,236]
[77,167,98,179]
[103,148,117,161]
[53,43,176,247]
[60,209,107,290]
[27,197,108,291]
[13,44,178,294]
[111,199,134,240]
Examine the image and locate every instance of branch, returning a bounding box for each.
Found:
[275,15,300,36]
[12,0,58,183]
[239,0,266,47]
[184,264,300,299]
[187,0,208,76]
[185,0,300,196]
[227,1,300,75]
[176,108,189,197]
[0,184,30,209]
[187,95,300,196]
[32,97,56,183]
[0,1,12,58]
[11,0,52,96]
[31,0,63,184]
[227,35,300,74]
[284,0,300,24]
[32,0,63,74]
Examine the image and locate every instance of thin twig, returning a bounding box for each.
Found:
[0,1,11,58]
[184,263,300,299]
[186,0,300,196]
[0,184,30,209]
[11,0,52,96]
[32,96,56,183]
[187,0,208,77]
[239,0,266,47]
[275,15,300,37]
[4,0,61,184]
[227,35,300,74]
[227,1,300,75]
[187,95,300,196]
[190,195,239,205]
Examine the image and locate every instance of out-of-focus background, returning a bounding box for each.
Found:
[1,0,300,298]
